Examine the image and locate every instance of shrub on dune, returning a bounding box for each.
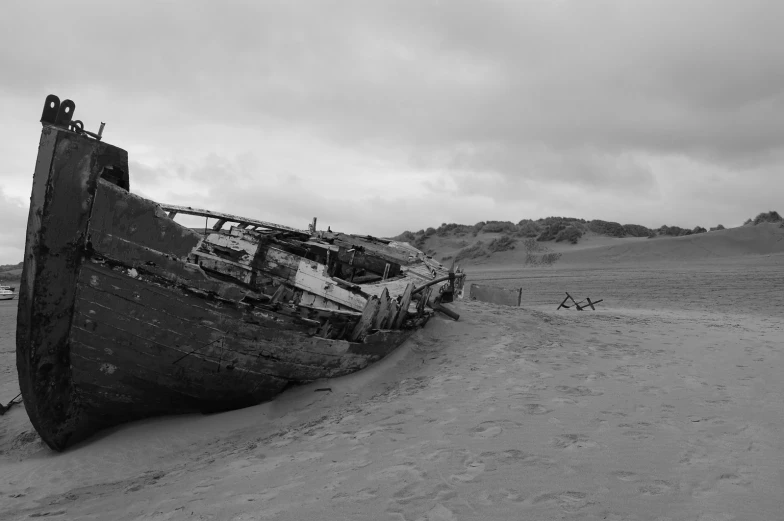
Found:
[487,236,516,252]
[555,225,583,244]
[482,221,517,234]
[623,224,652,237]
[537,220,569,241]
[752,211,783,225]
[588,219,626,237]
[515,220,542,237]
[454,241,487,262]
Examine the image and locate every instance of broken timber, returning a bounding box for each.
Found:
[16,94,465,451]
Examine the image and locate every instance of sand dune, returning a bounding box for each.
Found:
[1,245,783,519]
[559,223,784,265]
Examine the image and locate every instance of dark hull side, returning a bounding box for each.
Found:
[17,126,416,451]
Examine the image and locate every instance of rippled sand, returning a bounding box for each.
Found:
[1,255,783,520]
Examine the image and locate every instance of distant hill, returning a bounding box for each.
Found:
[394,211,784,267]
[0,262,23,282]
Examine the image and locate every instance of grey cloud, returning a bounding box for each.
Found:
[6,0,784,166]
[2,0,783,239]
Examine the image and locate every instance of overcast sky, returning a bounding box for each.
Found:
[1,0,783,264]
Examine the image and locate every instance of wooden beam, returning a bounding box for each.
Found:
[158,204,308,235]
[212,219,228,231]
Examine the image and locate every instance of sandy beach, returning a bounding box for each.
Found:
[1,251,783,520]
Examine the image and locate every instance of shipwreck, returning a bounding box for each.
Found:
[16,95,464,451]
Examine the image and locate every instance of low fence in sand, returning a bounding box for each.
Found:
[465,283,522,307]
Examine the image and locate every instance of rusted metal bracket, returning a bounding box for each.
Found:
[40,94,76,129]
[40,94,61,124]
[40,94,104,139]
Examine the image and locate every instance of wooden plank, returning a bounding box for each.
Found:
[347,329,413,357]
[199,232,260,265]
[255,246,300,282]
[75,281,338,366]
[71,319,341,384]
[73,302,350,377]
[70,352,286,411]
[293,259,368,311]
[393,283,414,329]
[360,277,412,298]
[91,180,202,259]
[193,254,254,285]
[373,289,391,329]
[350,296,380,342]
[385,300,399,330]
[79,263,307,333]
[74,266,378,360]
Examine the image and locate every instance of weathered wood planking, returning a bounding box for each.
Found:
[75,270,348,365]
[361,277,412,298]
[197,232,260,266]
[16,128,130,451]
[90,180,200,259]
[468,283,522,307]
[73,263,392,373]
[18,97,451,451]
[293,258,368,311]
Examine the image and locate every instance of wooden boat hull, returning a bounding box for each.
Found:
[17,99,451,451]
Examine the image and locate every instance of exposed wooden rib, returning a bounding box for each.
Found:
[159,204,309,235]
[394,283,415,329]
[386,300,399,330]
[373,289,391,329]
[350,296,380,342]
